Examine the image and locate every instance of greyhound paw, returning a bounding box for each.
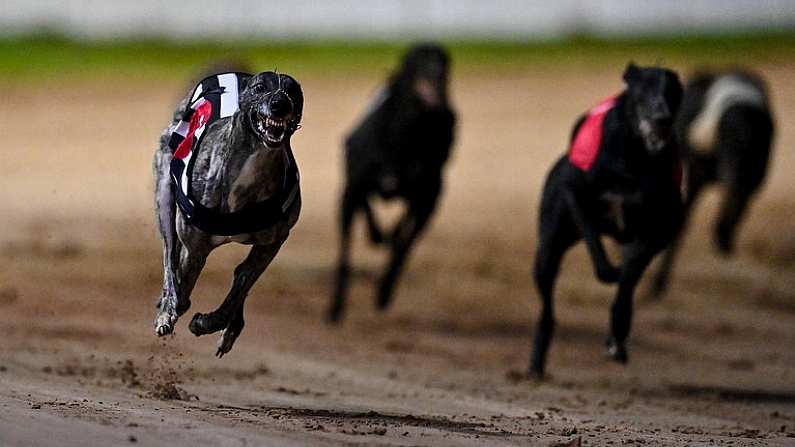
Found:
[154,312,177,336]
[528,365,546,381]
[716,235,734,256]
[596,265,621,284]
[647,276,669,300]
[326,306,344,325]
[376,294,391,311]
[189,312,225,336]
[376,283,395,311]
[216,324,243,358]
[605,337,628,363]
[368,229,385,245]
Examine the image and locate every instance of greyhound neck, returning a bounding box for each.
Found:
[222,115,292,212]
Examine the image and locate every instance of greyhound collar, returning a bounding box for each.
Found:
[168,72,300,236]
[568,95,618,172]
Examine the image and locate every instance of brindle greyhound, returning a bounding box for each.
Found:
[651,69,774,297]
[530,63,684,377]
[153,71,303,357]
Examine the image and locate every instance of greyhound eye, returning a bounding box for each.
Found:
[249,82,266,92]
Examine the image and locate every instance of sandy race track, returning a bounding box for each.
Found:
[1,62,795,446]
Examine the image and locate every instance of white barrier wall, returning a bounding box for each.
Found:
[1,0,794,40]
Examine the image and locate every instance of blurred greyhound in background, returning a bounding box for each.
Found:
[153,70,303,357]
[329,43,456,322]
[651,69,774,297]
[530,63,684,377]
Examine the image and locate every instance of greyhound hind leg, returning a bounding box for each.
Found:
[362,198,385,245]
[216,309,245,358]
[530,206,577,378]
[650,164,709,298]
[328,186,359,323]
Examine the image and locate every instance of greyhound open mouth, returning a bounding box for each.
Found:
[639,119,670,153]
[645,133,666,152]
[252,111,288,147]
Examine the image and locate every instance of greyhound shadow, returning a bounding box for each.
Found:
[382,316,531,339]
[665,384,795,404]
[239,406,524,437]
[382,316,675,352]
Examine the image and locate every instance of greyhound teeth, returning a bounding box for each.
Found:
[265,117,285,127]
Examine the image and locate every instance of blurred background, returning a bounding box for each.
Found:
[3,0,795,40]
[0,2,794,445]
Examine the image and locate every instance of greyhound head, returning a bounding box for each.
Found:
[240,71,303,148]
[623,63,683,154]
[394,43,451,109]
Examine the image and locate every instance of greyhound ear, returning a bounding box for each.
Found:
[623,62,642,85]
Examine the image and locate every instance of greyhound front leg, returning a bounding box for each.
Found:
[563,189,620,283]
[155,220,181,335]
[714,186,753,255]
[606,242,657,362]
[377,196,436,310]
[155,242,210,336]
[155,239,180,336]
[189,242,283,355]
[154,149,184,335]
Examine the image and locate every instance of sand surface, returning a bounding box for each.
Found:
[1,64,794,446]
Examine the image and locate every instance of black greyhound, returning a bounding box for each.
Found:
[651,69,774,297]
[530,63,684,377]
[329,43,456,322]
